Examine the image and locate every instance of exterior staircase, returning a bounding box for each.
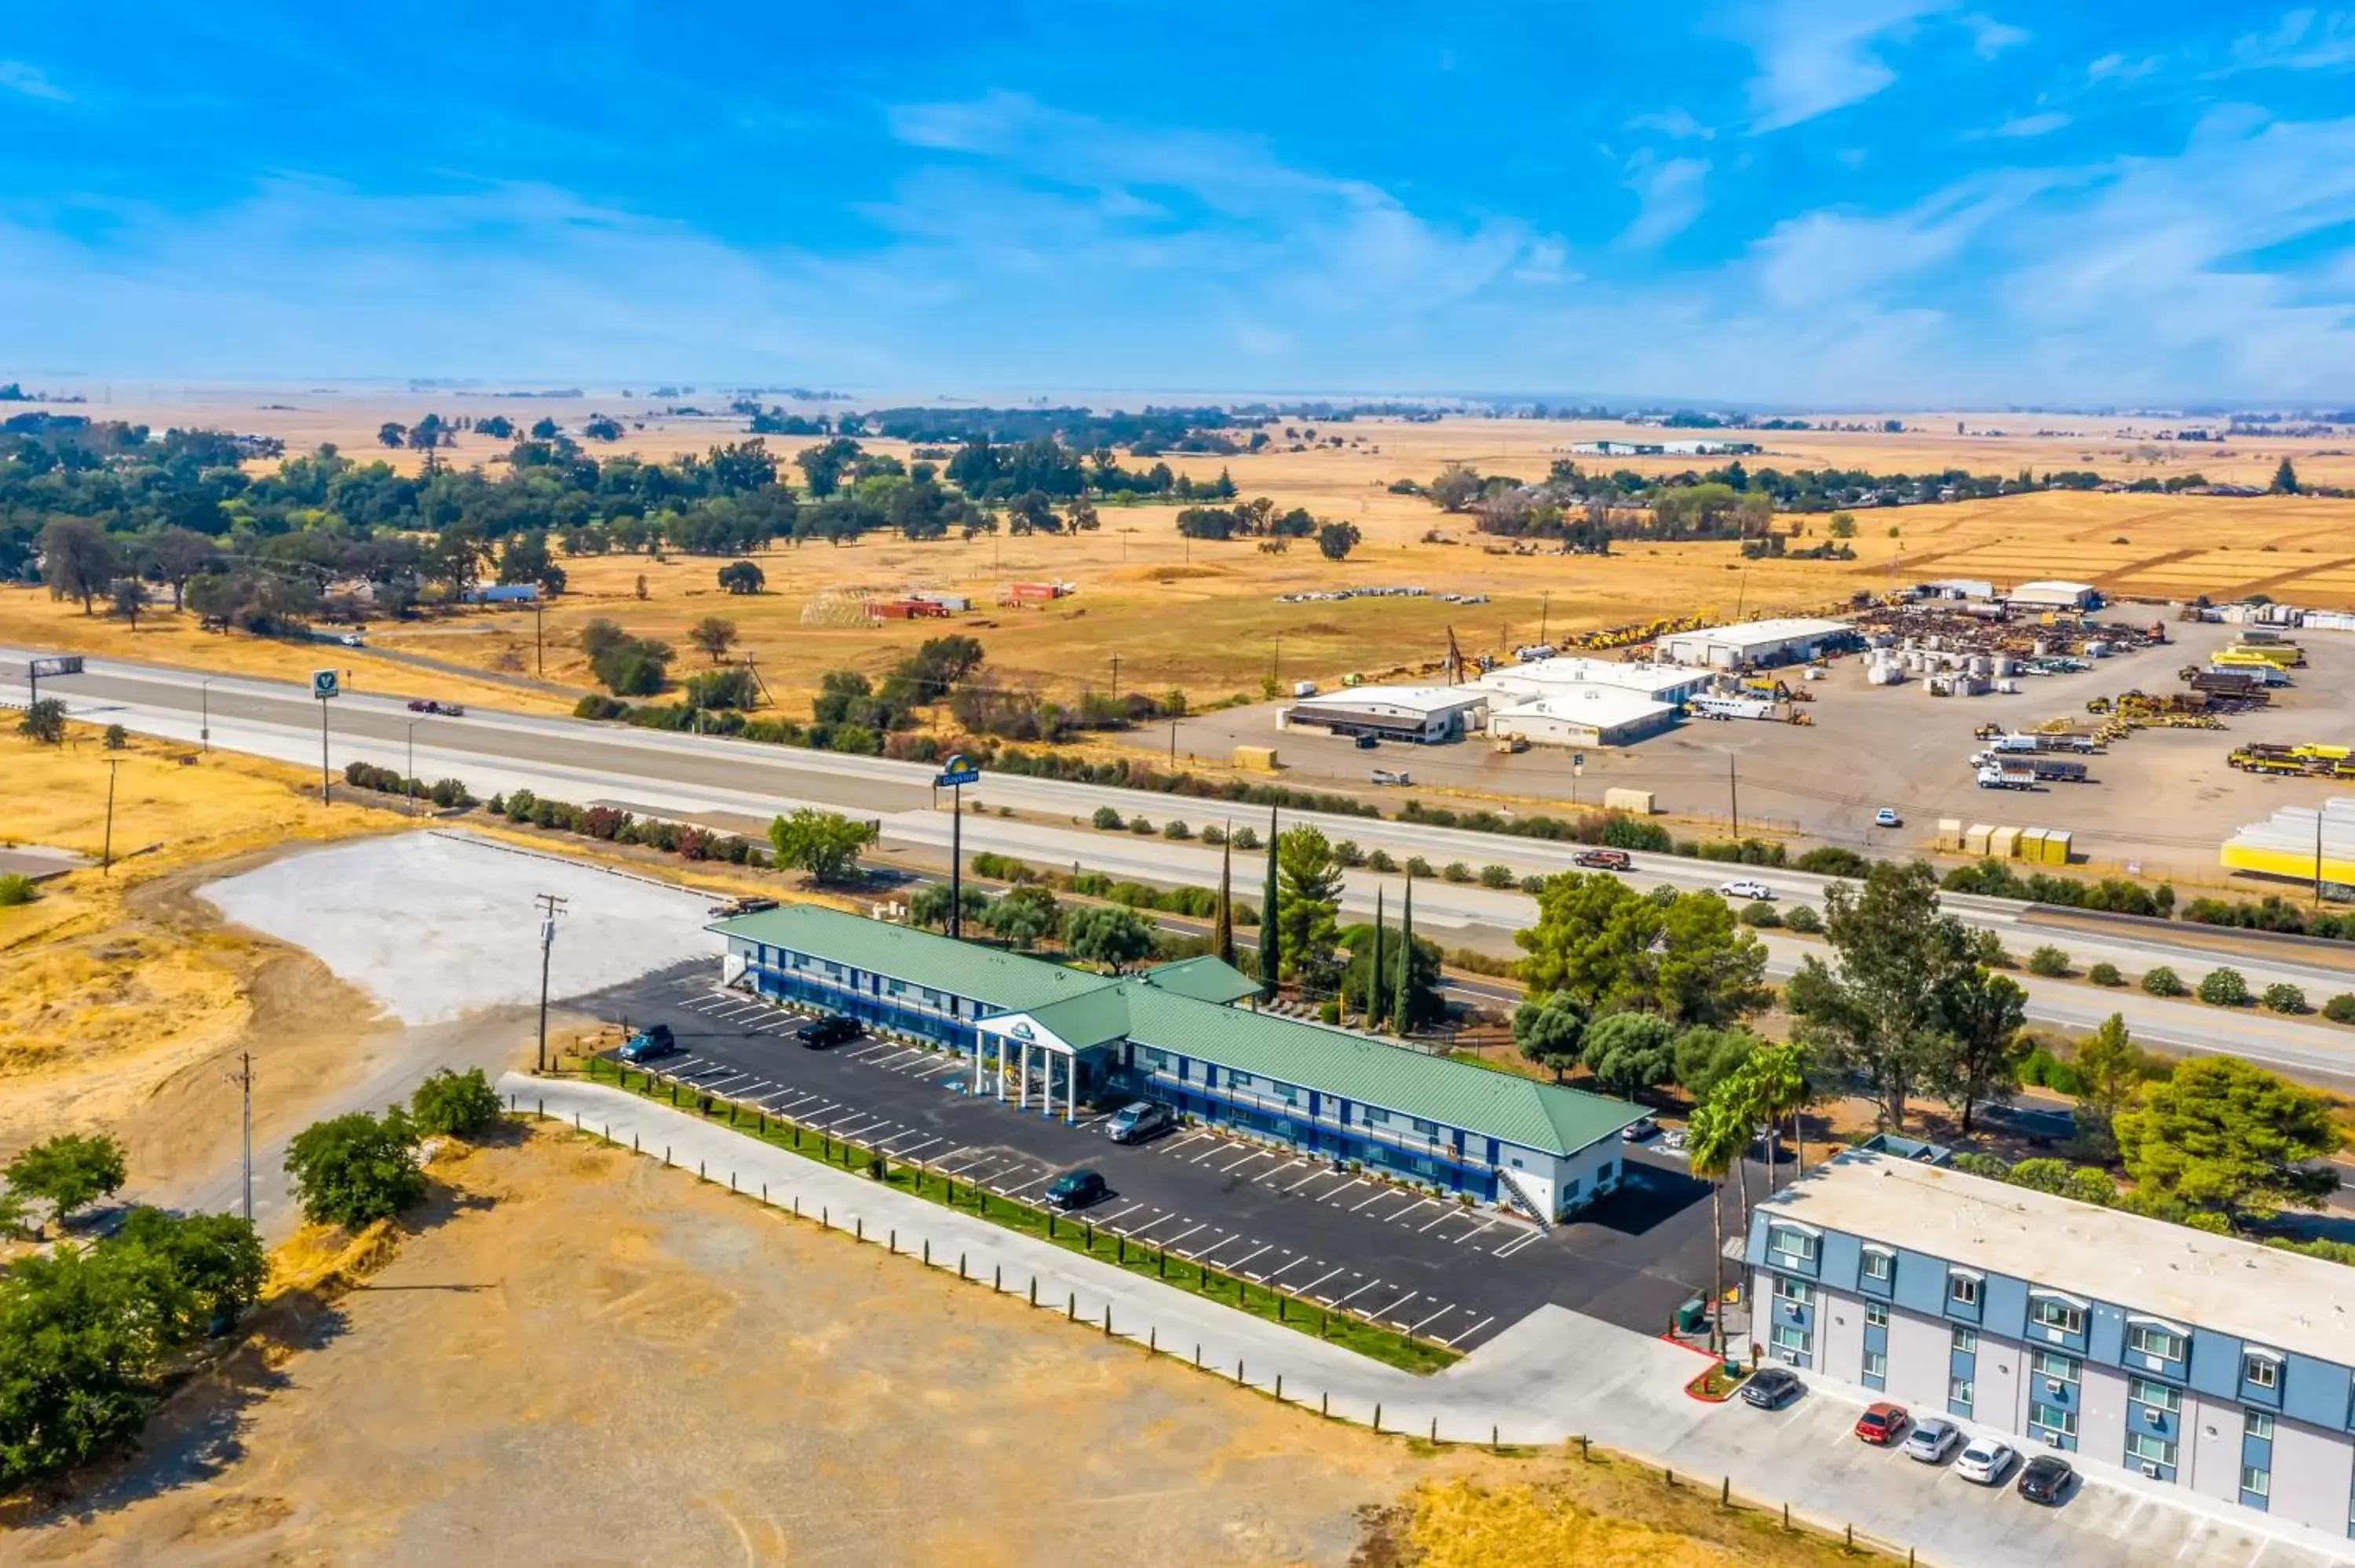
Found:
[1495,1165,1554,1231]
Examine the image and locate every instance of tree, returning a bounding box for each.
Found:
[1827,511,1857,538]
[1062,905,1155,972]
[0,1245,162,1488]
[2113,1056,2342,1227]
[1581,1012,1678,1097]
[4,1132,128,1232]
[2070,1013,2157,1161]
[1316,520,1362,561]
[1685,1099,1748,1355]
[1429,464,1483,512]
[378,421,407,449]
[1670,1025,1758,1103]
[1391,872,1415,1035]
[981,884,1060,950]
[1274,824,1345,990]
[1340,917,1444,1031]
[1514,992,1586,1081]
[142,527,219,610]
[497,531,567,595]
[18,697,66,745]
[1784,861,1971,1129]
[1931,966,2028,1132]
[530,417,560,440]
[38,517,116,613]
[1212,835,1238,970]
[688,615,739,662]
[1259,809,1281,1001]
[717,560,765,594]
[408,1067,504,1139]
[908,881,986,932]
[1516,873,1766,1026]
[1749,1041,1816,1180]
[2271,458,2302,495]
[112,1207,268,1340]
[283,1110,425,1229]
[768,808,878,885]
[109,576,151,629]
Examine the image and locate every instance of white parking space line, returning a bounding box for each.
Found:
[752,1019,798,1034]
[1285,1169,1332,1194]
[845,1042,898,1060]
[1099,1202,1147,1224]
[1003,1174,1055,1197]
[773,1093,827,1114]
[832,1115,896,1141]
[1391,1198,1443,1223]
[1217,1149,1273,1174]
[1369,1290,1418,1323]
[1444,1315,1495,1347]
[1189,1234,1244,1261]
[1324,1178,1370,1204]
[1186,1144,1229,1165]
[1297,1265,1346,1296]
[1330,1278,1383,1309]
[1349,1188,1399,1214]
[1416,1209,1460,1234]
[1408,1304,1455,1335]
[1126,1212,1181,1237]
[908,1058,962,1078]
[1159,1222,1208,1250]
[1227,1243,1273,1274]
[1264,1256,1315,1283]
[1161,1131,1212,1155]
[877,1131,940,1154]
[1451,1216,1500,1246]
[937,1153,993,1175]
[1492,1229,1544,1260]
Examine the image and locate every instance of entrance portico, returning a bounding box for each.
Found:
[973,997,1130,1125]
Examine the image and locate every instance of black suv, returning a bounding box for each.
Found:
[2017,1454,2072,1504]
[791,1014,864,1048]
[1739,1366,1803,1409]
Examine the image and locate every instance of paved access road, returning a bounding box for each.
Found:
[587,963,1738,1353]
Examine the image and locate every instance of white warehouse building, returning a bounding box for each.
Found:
[1488,687,1678,748]
[1280,684,1490,743]
[2006,579,2101,611]
[1473,656,1714,707]
[1654,617,1853,671]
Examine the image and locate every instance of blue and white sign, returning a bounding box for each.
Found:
[935,752,981,788]
[312,669,341,700]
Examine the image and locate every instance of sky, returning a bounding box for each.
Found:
[4,2,2354,407]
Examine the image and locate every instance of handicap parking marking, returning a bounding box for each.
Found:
[1408,1304,1455,1336]
[1444,1315,1496,1347]
[1492,1229,1545,1260]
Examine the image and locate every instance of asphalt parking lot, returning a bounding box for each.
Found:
[589,964,1740,1352]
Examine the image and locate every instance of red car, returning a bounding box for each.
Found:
[1854,1402,1908,1446]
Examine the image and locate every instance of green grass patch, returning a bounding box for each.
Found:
[580,1056,1460,1375]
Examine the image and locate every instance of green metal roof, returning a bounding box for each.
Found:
[1135,954,1260,1005]
[714,903,1642,1156]
[1115,986,1643,1157]
[710,904,1119,1013]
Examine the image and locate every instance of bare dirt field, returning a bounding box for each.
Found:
[9,1128,1852,1568]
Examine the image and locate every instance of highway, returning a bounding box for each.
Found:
[14,647,2355,1086]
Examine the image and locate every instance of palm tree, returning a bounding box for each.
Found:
[1685,1099,1748,1358]
[1752,1043,1813,1183]
[1711,1068,1762,1251]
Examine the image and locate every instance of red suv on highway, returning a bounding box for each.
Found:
[1572,849,1631,871]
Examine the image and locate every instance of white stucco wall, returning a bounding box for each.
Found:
[2271,1416,2355,1537]
[1883,1305,1952,1413]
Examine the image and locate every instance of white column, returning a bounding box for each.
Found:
[1019,1041,1031,1109]
[1041,1051,1054,1118]
[1067,1052,1078,1123]
[992,1036,1005,1100]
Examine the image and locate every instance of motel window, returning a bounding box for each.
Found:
[2242,1466,2270,1500]
[2030,1296,2084,1336]
[1864,1300,1889,1328]
[1413,1116,1438,1137]
[2244,1354,2281,1391]
[1770,1323,1811,1356]
[1863,1350,1886,1381]
[2129,1377,2181,1415]
[1952,1326,1978,1355]
[2032,1351,2080,1387]
[1947,1271,1981,1309]
[2029,1402,2077,1440]
[2126,1432,2176,1469]
[2128,1322,2187,1363]
[1766,1225,1816,1269]
[1948,1377,1974,1413]
[1773,1275,1813,1306]
[2247,1411,2275,1441]
[1860,1248,1894,1284]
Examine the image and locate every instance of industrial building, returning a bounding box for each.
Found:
[1486,687,1679,748]
[1654,617,1854,671]
[2221,798,2355,887]
[1748,1150,2355,1540]
[711,903,1647,1222]
[1473,655,1714,707]
[1280,684,1490,743]
[2006,579,2101,611]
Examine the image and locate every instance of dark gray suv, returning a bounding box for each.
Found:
[1106,1101,1176,1143]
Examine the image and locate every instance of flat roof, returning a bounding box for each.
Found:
[1473,658,1703,696]
[1659,617,1850,649]
[1492,688,1678,731]
[2012,579,2095,595]
[1292,684,1488,714]
[1758,1150,2355,1367]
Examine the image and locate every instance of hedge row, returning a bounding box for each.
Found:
[341,761,474,808]
[485,788,769,866]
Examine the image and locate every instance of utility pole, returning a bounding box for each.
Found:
[1110,653,1120,693]
[1539,592,1550,647]
[224,1051,254,1223]
[534,893,568,1073]
[1729,753,1741,838]
[534,600,546,676]
[406,719,419,803]
[199,676,214,753]
[102,758,119,873]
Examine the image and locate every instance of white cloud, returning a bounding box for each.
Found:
[1618,153,1711,250]
[1727,0,1955,133]
[2229,9,2355,71]
[1993,111,2071,137]
[1962,13,2028,57]
[1749,170,2057,308]
[1626,107,1714,140]
[0,60,69,101]
[2087,52,2163,83]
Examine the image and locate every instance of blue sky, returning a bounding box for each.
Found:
[5,2,2354,405]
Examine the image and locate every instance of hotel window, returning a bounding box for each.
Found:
[1863,1350,1887,1381]
[1766,1225,1817,1269]
[1229,1071,1258,1092]
[2029,1402,2077,1440]
[2246,1410,2275,1441]
[2128,1322,2186,1362]
[1411,1115,1440,1138]
[1773,1274,1815,1306]
[2242,1466,2270,1500]
[1948,1377,1974,1413]
[1864,1300,1889,1327]
[1947,1271,1982,1309]
[1861,1248,1894,1285]
[2032,1351,2081,1387]
[2129,1377,2181,1415]
[2244,1353,2280,1391]
[1770,1323,1811,1358]
[2126,1432,2177,1469]
[1952,1326,1978,1355]
[2029,1296,2084,1336]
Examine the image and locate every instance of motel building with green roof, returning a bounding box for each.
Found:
[710,903,1647,1223]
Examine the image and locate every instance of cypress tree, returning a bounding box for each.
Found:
[1260,808,1281,1001]
[1213,830,1237,971]
[1367,885,1386,1030]
[1392,870,1414,1034]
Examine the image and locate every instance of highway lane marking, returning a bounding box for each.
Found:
[1444,1315,1496,1347]
[1369,1289,1418,1323]
[1408,1304,1455,1335]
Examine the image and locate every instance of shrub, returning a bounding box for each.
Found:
[2026,945,2072,978]
[1520,873,1546,894]
[2,1132,128,1227]
[2196,968,2250,1007]
[573,695,629,720]
[283,1110,425,1229]
[102,724,126,749]
[1366,848,1397,873]
[1782,905,1821,933]
[1331,839,1367,868]
[1406,856,1435,878]
[1478,864,1516,888]
[0,873,36,907]
[407,1067,504,1139]
[1198,825,1225,846]
[2140,965,2186,997]
[1090,806,1124,830]
[2262,983,2309,1015]
[1792,846,1870,878]
[2088,961,2124,986]
[1739,901,1783,927]
[2325,994,2355,1023]
[1128,816,1156,835]
[1162,820,1192,840]
[1442,861,1473,883]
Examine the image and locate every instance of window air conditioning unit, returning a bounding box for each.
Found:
[2043,1432,2062,1447]
[2044,1378,2064,1394]
[2140,1462,2161,1479]
[2144,1408,2165,1427]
